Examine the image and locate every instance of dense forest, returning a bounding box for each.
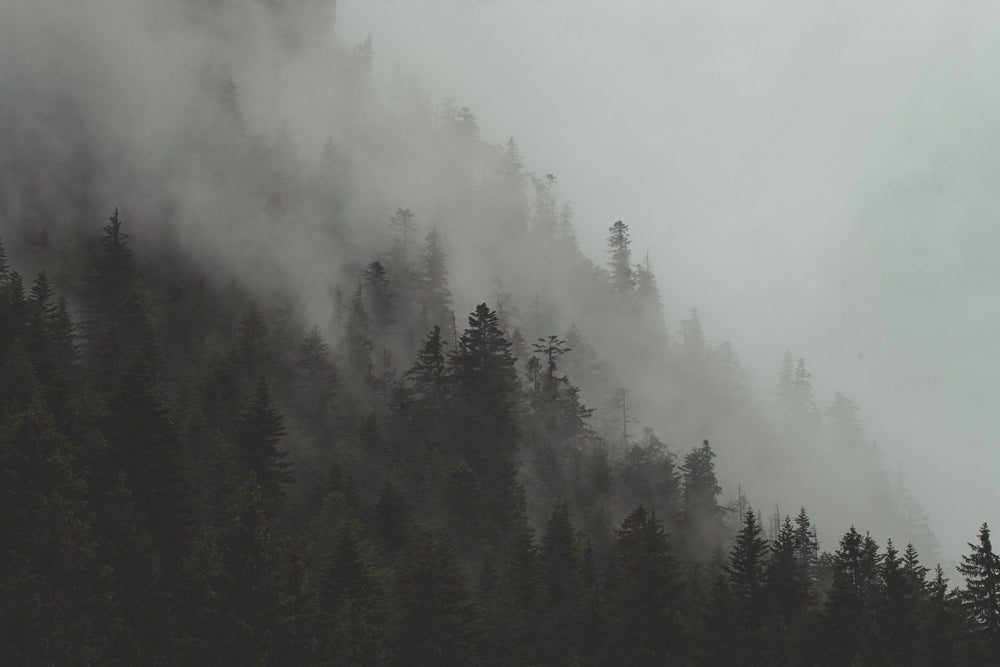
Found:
[2,1,998,664]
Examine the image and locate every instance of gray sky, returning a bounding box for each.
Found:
[338,0,1000,557]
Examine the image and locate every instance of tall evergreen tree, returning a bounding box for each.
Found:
[539,500,584,663]
[959,522,1000,658]
[390,533,478,666]
[823,526,882,664]
[0,407,114,665]
[606,219,635,297]
[233,379,292,518]
[728,507,768,608]
[344,283,374,385]
[680,439,725,559]
[450,303,523,529]
[605,506,682,664]
[363,260,394,331]
[420,226,453,332]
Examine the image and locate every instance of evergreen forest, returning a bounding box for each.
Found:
[1,1,998,664]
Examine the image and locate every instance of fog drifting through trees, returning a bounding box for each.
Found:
[2,0,999,663]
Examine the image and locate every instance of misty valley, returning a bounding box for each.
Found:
[2,1,999,665]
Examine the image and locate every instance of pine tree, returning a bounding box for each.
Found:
[390,533,478,666]
[233,378,292,518]
[319,525,387,664]
[680,439,725,559]
[213,472,298,665]
[605,506,682,664]
[729,507,768,608]
[294,327,337,425]
[607,220,635,297]
[420,226,453,332]
[678,308,707,369]
[344,283,374,385]
[0,236,10,285]
[959,522,1000,657]
[879,538,921,664]
[0,407,114,665]
[363,260,394,331]
[540,500,583,663]
[233,301,269,383]
[82,208,145,390]
[505,525,543,664]
[450,304,523,529]
[823,526,882,664]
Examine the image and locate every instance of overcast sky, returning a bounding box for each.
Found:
[337,0,1000,557]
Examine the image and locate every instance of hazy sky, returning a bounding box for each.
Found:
[338,1,1000,556]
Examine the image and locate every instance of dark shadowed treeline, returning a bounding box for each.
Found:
[2,225,998,664]
[0,0,983,663]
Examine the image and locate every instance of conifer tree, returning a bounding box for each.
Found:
[344,283,374,385]
[959,522,1000,657]
[233,378,291,518]
[607,219,635,297]
[390,533,478,666]
[294,327,337,424]
[0,407,114,665]
[0,237,9,285]
[680,439,725,558]
[363,260,394,331]
[420,225,453,332]
[540,499,584,663]
[451,304,523,528]
[729,507,768,608]
[605,506,682,664]
[824,526,882,664]
[319,525,387,664]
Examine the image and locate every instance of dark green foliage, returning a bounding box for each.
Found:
[959,523,1000,658]
[680,439,725,558]
[823,526,883,664]
[233,379,292,518]
[0,407,113,665]
[2,104,995,667]
[604,506,682,665]
[211,472,300,666]
[539,499,585,664]
[729,507,768,607]
[390,533,478,666]
[450,303,523,531]
[292,327,338,432]
[318,525,387,664]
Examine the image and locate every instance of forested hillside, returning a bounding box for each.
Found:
[2,1,998,664]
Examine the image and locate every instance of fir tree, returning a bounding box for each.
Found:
[607,219,635,297]
[390,533,478,666]
[959,522,1000,657]
[233,378,292,518]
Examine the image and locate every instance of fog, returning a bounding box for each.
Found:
[338,1,1000,557]
[1,0,996,562]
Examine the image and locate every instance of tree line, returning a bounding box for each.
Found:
[2,216,999,665]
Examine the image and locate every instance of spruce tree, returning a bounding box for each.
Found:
[959,522,1000,658]
[606,506,682,664]
[680,439,725,558]
[390,533,478,666]
[450,304,522,529]
[420,226,453,332]
[606,220,635,297]
[233,378,291,518]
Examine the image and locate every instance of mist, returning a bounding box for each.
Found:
[5,0,1000,662]
[0,0,993,558]
[338,0,1000,558]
